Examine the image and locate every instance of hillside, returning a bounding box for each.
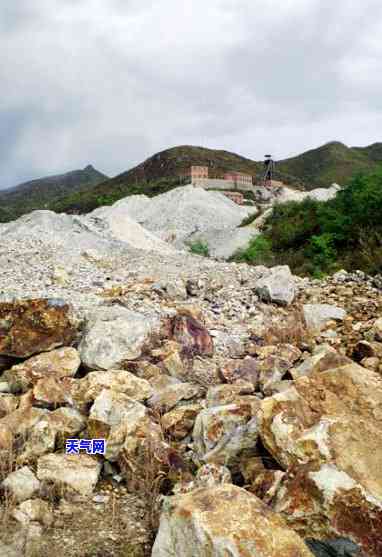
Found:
[0,165,108,222]
[276,141,382,189]
[1,141,382,221]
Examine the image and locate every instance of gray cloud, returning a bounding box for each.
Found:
[1,0,382,188]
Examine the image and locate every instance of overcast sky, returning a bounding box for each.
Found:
[1,0,382,188]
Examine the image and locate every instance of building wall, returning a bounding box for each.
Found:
[190,166,209,180]
[192,178,254,192]
[224,172,252,185]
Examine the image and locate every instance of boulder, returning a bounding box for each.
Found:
[48,407,86,445]
[87,389,147,447]
[0,394,18,418]
[174,463,232,494]
[219,357,259,388]
[259,364,382,556]
[37,454,101,495]
[148,378,202,413]
[171,312,214,356]
[161,404,202,439]
[254,266,296,306]
[291,345,351,379]
[372,317,382,342]
[206,383,254,407]
[193,400,260,466]
[71,369,152,408]
[152,485,314,557]
[0,298,76,358]
[2,467,40,502]
[13,499,53,527]
[32,376,73,405]
[249,469,285,505]
[3,347,80,393]
[0,407,51,452]
[79,306,160,370]
[303,304,347,333]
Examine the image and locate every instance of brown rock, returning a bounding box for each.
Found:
[249,469,285,505]
[171,313,214,357]
[291,344,351,380]
[259,363,382,556]
[161,404,202,439]
[0,298,77,358]
[0,393,18,418]
[152,485,314,557]
[206,383,254,407]
[219,357,259,388]
[4,347,80,393]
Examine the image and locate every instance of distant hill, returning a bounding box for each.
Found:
[1,141,382,221]
[0,165,108,221]
[276,141,382,189]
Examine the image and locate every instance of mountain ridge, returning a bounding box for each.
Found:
[1,140,382,221]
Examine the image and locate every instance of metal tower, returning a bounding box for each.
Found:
[262,154,275,188]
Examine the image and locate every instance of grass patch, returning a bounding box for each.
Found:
[188,241,209,257]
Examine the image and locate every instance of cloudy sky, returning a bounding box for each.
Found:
[1,0,382,188]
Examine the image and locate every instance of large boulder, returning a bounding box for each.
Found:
[303,304,347,333]
[87,389,147,447]
[78,306,160,370]
[2,466,40,502]
[0,298,77,358]
[70,369,152,409]
[254,266,296,306]
[148,376,202,413]
[152,485,314,556]
[3,347,80,393]
[259,364,382,556]
[291,344,351,379]
[193,399,260,467]
[37,454,101,496]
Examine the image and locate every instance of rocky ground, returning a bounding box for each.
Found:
[1,190,382,556]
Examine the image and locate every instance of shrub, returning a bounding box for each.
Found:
[188,240,209,257]
[232,234,274,266]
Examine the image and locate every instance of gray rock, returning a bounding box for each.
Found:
[255,265,296,306]
[303,303,347,333]
[2,467,40,502]
[79,306,160,370]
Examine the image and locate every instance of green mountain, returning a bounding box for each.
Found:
[276,141,382,189]
[1,141,382,221]
[0,165,108,222]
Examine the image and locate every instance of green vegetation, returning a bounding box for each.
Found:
[233,235,274,266]
[188,240,210,257]
[232,166,382,277]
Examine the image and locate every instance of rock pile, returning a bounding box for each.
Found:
[0,259,381,555]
